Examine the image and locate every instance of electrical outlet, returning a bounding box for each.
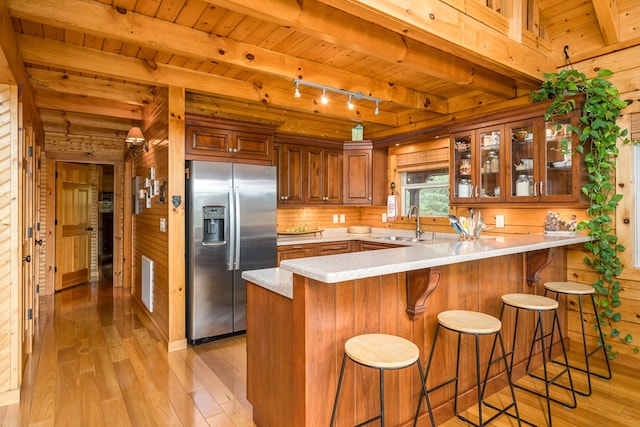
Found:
[160,218,167,232]
[381,213,387,223]
[332,214,339,224]
[496,215,505,228]
[339,214,345,223]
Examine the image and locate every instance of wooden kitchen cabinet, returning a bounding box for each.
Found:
[450,125,506,204]
[277,244,316,264]
[274,135,344,206]
[185,115,275,162]
[357,241,401,251]
[304,146,342,204]
[450,97,588,206]
[275,143,304,204]
[343,141,387,205]
[505,111,587,204]
[277,240,398,264]
[316,241,352,256]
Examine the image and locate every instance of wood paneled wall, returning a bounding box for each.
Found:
[0,84,21,404]
[130,144,170,342]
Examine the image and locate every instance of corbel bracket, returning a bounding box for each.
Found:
[526,248,552,285]
[406,268,441,320]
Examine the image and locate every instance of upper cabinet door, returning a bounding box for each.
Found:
[343,144,372,205]
[451,125,505,204]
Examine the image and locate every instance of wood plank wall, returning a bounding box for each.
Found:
[130,143,170,342]
[0,84,20,404]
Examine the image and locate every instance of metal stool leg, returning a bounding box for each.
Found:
[544,290,612,396]
[330,352,349,427]
[511,306,577,427]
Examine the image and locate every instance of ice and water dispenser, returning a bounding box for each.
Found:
[202,206,225,244]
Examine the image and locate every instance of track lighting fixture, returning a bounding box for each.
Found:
[293,79,382,115]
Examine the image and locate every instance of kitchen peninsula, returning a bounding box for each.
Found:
[242,233,590,426]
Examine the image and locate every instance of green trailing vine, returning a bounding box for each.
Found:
[532,68,639,358]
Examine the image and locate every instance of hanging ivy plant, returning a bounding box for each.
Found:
[532,68,638,358]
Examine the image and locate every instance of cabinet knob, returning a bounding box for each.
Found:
[233,148,238,153]
[228,148,233,152]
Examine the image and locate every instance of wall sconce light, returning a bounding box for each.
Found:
[126,126,148,156]
[293,79,381,115]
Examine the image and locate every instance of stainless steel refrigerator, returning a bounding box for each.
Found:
[186,160,277,343]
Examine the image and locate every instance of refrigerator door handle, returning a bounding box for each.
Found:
[233,186,241,270]
[227,188,235,271]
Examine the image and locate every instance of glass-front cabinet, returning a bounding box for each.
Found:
[451,125,505,204]
[505,112,583,203]
[450,99,587,207]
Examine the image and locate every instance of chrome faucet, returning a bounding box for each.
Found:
[408,204,424,239]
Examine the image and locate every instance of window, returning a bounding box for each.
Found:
[402,168,449,216]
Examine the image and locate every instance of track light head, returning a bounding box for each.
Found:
[320,88,328,105]
[346,94,354,110]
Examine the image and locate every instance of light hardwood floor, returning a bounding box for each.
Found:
[0,278,638,426]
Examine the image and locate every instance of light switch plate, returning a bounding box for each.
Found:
[496,215,505,228]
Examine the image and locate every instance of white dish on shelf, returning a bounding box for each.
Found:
[552,161,571,168]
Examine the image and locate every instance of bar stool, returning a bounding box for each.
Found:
[415,310,521,427]
[330,333,435,427]
[544,281,612,396]
[501,293,577,427]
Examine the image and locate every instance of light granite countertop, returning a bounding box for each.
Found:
[242,230,590,299]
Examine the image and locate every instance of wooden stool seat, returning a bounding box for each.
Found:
[345,333,419,369]
[502,293,558,311]
[418,310,521,427]
[437,310,501,334]
[544,281,594,295]
[331,334,435,427]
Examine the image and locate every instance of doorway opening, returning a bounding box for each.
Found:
[98,164,114,284]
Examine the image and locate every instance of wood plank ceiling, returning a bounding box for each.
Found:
[3,0,640,144]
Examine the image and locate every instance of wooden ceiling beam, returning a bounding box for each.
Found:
[0,0,42,138]
[38,108,132,132]
[314,0,553,85]
[18,34,399,126]
[7,0,446,114]
[34,89,143,120]
[27,68,156,106]
[592,0,621,46]
[209,0,524,98]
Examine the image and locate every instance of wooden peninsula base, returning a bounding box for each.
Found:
[246,247,568,426]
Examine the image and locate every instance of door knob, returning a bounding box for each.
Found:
[22,255,31,262]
